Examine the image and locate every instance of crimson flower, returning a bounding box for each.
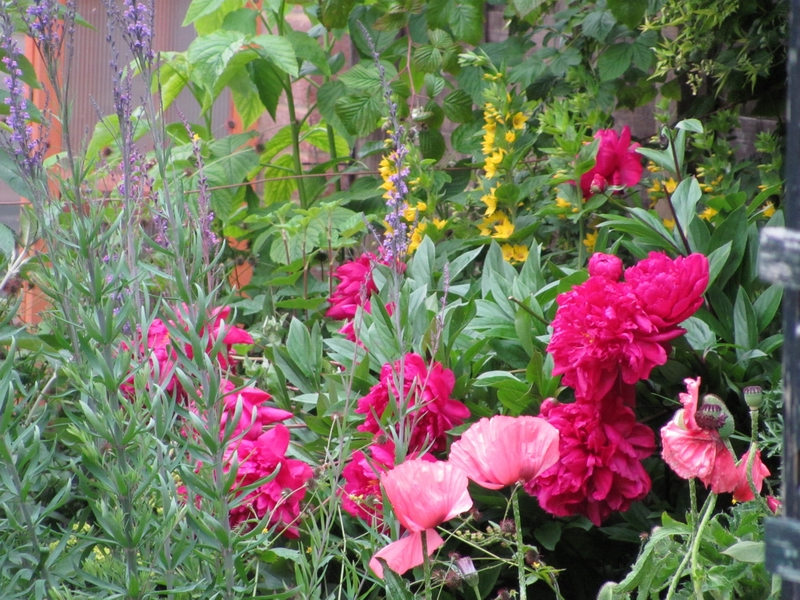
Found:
[225,424,313,536]
[340,440,435,528]
[448,415,560,490]
[526,396,655,526]
[356,353,470,453]
[369,459,472,578]
[588,252,623,281]
[326,253,379,321]
[548,277,679,403]
[732,449,770,503]
[625,252,709,329]
[660,378,739,494]
[120,318,180,399]
[178,305,253,371]
[579,126,643,199]
[220,380,293,441]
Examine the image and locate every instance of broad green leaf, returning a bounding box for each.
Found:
[183,0,230,25]
[285,31,330,76]
[753,285,783,331]
[228,66,265,127]
[220,8,257,34]
[413,44,443,72]
[263,154,297,206]
[512,0,546,18]
[598,43,632,81]
[339,61,396,91]
[158,54,191,110]
[607,0,647,29]
[204,144,260,223]
[424,73,446,98]
[248,59,283,120]
[0,223,15,258]
[582,9,616,42]
[409,236,436,287]
[722,541,765,564]
[335,92,383,137]
[706,240,732,287]
[450,0,483,45]
[534,520,562,551]
[193,0,244,35]
[708,205,747,287]
[733,286,758,357]
[443,89,474,123]
[419,129,446,161]
[187,30,247,92]
[317,80,351,142]
[0,148,31,197]
[676,118,704,133]
[672,177,703,235]
[250,34,298,78]
[321,0,357,29]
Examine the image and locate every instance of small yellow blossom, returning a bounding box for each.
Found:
[665,178,678,194]
[648,180,662,194]
[699,207,718,221]
[555,197,572,210]
[378,156,395,180]
[583,231,598,253]
[492,215,515,239]
[647,162,660,173]
[757,184,768,191]
[481,130,496,156]
[408,222,428,253]
[663,218,676,230]
[432,218,447,230]
[701,185,714,193]
[192,133,201,143]
[483,72,503,81]
[481,187,498,216]
[484,149,506,179]
[403,202,426,222]
[505,131,516,144]
[763,201,776,218]
[512,112,527,130]
[501,243,529,264]
[478,216,498,237]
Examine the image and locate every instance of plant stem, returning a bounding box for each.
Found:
[691,492,717,599]
[512,488,527,600]
[421,530,432,600]
[689,478,698,525]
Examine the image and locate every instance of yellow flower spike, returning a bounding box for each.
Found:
[512,112,527,130]
[583,231,598,253]
[699,207,718,221]
[505,131,516,144]
[492,215,515,239]
[663,218,676,230]
[665,178,678,194]
[763,201,776,218]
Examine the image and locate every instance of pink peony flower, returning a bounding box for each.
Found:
[588,253,623,281]
[732,449,770,503]
[625,252,709,330]
[548,277,680,403]
[220,380,293,440]
[369,459,472,578]
[120,318,180,399]
[225,424,313,537]
[340,440,435,528]
[356,353,470,453]
[661,378,739,494]
[449,415,560,490]
[326,253,379,321]
[178,305,253,371]
[580,126,643,199]
[526,396,655,526]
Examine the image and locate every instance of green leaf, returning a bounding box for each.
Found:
[753,285,783,331]
[607,0,647,29]
[188,30,247,92]
[339,61,395,91]
[706,241,732,287]
[512,0,546,18]
[598,43,632,81]
[708,205,747,287]
[534,520,562,551]
[228,66,265,128]
[183,0,230,25]
[413,44,443,72]
[286,31,330,76]
[672,177,702,236]
[722,541,765,564]
[378,559,415,599]
[204,144,260,223]
[220,8,257,34]
[249,59,283,120]
[0,223,15,258]
[263,154,297,206]
[158,54,191,110]
[250,34,299,78]
[0,148,31,197]
[424,73,446,98]
[630,40,653,70]
[321,0,357,29]
[733,286,758,357]
[450,0,484,45]
[317,80,351,142]
[582,9,616,42]
[443,89,474,123]
[419,129,446,161]
[335,92,383,136]
[676,118,704,133]
[409,236,436,287]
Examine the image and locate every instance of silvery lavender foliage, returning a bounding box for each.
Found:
[358,23,410,264]
[0,12,46,183]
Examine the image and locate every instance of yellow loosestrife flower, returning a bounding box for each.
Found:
[763,201,776,218]
[699,207,718,221]
[492,215,514,239]
[501,243,529,264]
[408,222,428,253]
[481,188,498,216]
[512,112,527,130]
[665,178,678,194]
[505,131,517,144]
[583,231,598,253]
[663,218,676,230]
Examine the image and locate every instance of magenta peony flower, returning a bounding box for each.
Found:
[178,305,253,371]
[661,378,739,494]
[625,252,709,329]
[225,424,313,537]
[732,449,770,503]
[120,318,180,399]
[579,126,643,199]
[356,353,470,453]
[449,415,560,490]
[220,380,293,441]
[588,252,623,281]
[526,396,655,526]
[340,440,435,528]
[326,253,379,321]
[369,459,472,578]
[548,277,680,403]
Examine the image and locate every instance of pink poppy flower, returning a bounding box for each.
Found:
[661,378,739,494]
[732,449,770,503]
[369,459,472,578]
[326,253,379,321]
[579,126,643,199]
[526,396,655,526]
[767,496,781,514]
[625,252,709,330]
[220,380,293,440]
[225,424,313,537]
[448,415,560,490]
[548,277,680,403]
[340,440,435,528]
[356,353,470,453]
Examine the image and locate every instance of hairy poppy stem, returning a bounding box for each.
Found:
[512,488,527,600]
[690,492,717,599]
[421,531,432,600]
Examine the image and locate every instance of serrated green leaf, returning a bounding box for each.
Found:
[263,154,297,206]
[249,59,283,120]
[512,0,546,18]
[607,0,647,29]
[0,223,15,258]
[285,31,330,76]
[582,9,616,42]
[183,0,230,26]
[443,89,473,123]
[250,34,298,78]
[335,93,383,136]
[419,129,446,161]
[598,43,633,81]
[228,66,265,127]
[321,0,356,29]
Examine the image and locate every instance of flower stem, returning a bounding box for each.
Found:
[421,530,432,600]
[512,488,527,600]
[690,492,717,599]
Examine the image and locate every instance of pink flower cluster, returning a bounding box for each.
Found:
[355,353,470,453]
[580,126,643,198]
[661,378,769,500]
[530,252,709,525]
[123,305,313,536]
